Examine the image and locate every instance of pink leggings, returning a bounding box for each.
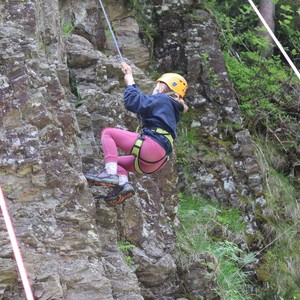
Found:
[101,128,168,176]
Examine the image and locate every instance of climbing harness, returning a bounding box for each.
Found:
[97,0,124,62]
[0,187,34,300]
[130,135,146,174]
[130,128,173,174]
[247,0,300,81]
[150,128,174,147]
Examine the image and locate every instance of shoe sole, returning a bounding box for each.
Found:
[88,180,119,188]
[105,190,135,206]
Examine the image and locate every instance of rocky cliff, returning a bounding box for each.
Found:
[0,0,267,299]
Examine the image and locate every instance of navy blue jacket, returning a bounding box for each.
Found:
[124,84,183,154]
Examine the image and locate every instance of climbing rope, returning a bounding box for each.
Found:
[97,0,124,62]
[247,0,300,81]
[0,187,34,300]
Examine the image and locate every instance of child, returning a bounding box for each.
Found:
[85,62,188,205]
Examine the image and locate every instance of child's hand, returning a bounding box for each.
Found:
[121,62,135,85]
[121,62,133,75]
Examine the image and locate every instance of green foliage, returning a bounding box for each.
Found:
[62,21,75,37]
[117,240,135,251]
[175,127,198,166]
[224,52,290,124]
[216,209,245,233]
[276,2,300,61]
[214,241,256,300]
[177,195,255,299]
[117,241,136,271]
[205,0,300,154]
[174,111,202,182]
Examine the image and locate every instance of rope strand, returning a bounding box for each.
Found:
[0,187,34,300]
[247,0,300,81]
[97,0,124,62]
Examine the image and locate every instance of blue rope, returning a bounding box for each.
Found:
[97,0,124,62]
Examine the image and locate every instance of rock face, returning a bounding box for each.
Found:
[0,0,265,299]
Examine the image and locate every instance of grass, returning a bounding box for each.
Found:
[175,127,198,166]
[176,195,255,299]
[254,162,300,299]
[174,131,300,299]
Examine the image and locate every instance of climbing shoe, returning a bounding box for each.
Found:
[104,183,135,206]
[85,169,119,187]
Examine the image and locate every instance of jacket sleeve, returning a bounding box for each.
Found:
[124,85,149,114]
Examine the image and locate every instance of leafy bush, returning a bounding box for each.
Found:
[224,52,291,127]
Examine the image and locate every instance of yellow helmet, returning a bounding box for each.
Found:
[156,73,188,98]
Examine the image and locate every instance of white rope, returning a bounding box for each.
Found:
[0,187,34,300]
[247,0,300,81]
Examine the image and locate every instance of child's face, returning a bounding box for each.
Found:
[152,83,161,95]
[152,82,168,95]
